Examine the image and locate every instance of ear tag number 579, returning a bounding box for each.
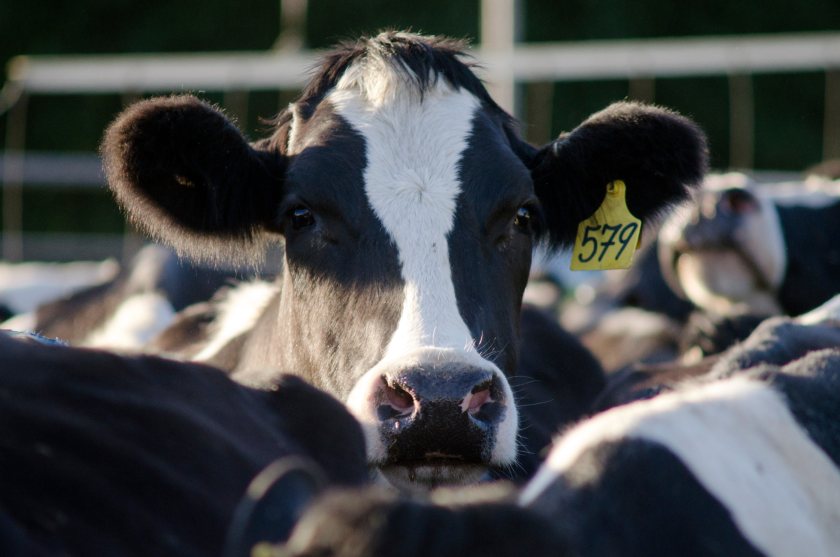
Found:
[570,180,642,271]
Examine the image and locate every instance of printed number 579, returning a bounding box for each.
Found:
[576,222,639,263]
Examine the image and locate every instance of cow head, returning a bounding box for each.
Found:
[102,32,707,491]
[658,173,786,316]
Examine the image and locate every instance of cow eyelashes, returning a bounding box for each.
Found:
[290,206,316,230]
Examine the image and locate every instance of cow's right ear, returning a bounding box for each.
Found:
[101,95,286,263]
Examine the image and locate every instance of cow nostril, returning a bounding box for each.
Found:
[462,382,493,415]
[384,382,414,414]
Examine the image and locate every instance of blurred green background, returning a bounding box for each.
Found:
[1,0,839,258]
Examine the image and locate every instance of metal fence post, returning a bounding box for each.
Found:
[481,0,522,118]
[824,69,840,162]
[729,73,755,169]
[2,92,28,261]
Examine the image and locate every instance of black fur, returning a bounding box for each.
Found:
[0,335,367,556]
[528,440,765,557]
[288,31,509,123]
[594,312,840,411]
[530,101,708,248]
[504,305,606,480]
[678,310,770,358]
[764,348,840,467]
[102,95,285,263]
[775,202,840,315]
[266,484,568,557]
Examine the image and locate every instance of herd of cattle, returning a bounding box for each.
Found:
[2,32,840,556]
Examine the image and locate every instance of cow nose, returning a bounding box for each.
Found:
[375,365,506,463]
[378,367,500,422]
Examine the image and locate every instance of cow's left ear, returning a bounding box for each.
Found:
[526,101,708,248]
[101,95,286,263]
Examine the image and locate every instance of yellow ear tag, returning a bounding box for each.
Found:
[570,180,642,271]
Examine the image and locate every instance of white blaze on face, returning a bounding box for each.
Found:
[330,64,518,467]
[329,76,479,357]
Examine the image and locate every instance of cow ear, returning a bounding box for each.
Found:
[223,457,326,557]
[101,95,286,264]
[528,101,708,248]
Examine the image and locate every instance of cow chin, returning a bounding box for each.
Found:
[377,463,489,493]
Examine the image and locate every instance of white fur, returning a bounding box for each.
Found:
[193,281,279,362]
[736,191,787,290]
[0,259,118,314]
[660,178,787,313]
[82,292,175,350]
[521,377,840,557]
[0,311,36,332]
[330,77,478,355]
[763,177,840,208]
[796,293,840,325]
[676,251,782,315]
[701,171,756,192]
[330,59,518,467]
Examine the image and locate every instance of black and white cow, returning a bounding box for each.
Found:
[225,477,563,557]
[593,292,840,410]
[659,172,840,318]
[101,32,707,490]
[522,349,840,556]
[0,258,118,319]
[231,299,840,557]
[11,244,258,350]
[0,332,366,557]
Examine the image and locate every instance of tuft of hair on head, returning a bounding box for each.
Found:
[291,31,507,119]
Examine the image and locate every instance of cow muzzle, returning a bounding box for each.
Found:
[347,351,518,492]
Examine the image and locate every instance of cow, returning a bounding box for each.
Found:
[593,293,840,410]
[225,474,563,557]
[228,298,840,557]
[658,172,840,318]
[0,258,118,319]
[9,244,261,350]
[101,31,707,490]
[572,172,840,371]
[521,350,840,556]
[0,331,367,557]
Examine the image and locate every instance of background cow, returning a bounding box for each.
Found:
[101,31,707,490]
[0,333,366,557]
[3,244,263,350]
[0,259,118,320]
[227,298,840,557]
[659,172,840,318]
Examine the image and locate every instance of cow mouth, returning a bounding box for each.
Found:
[377,454,488,492]
[670,242,770,292]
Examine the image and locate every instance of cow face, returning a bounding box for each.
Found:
[103,32,707,490]
[658,173,787,316]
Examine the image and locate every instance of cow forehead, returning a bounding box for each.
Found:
[328,81,478,241]
[325,81,482,355]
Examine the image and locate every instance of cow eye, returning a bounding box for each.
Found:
[513,206,533,231]
[290,207,315,230]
